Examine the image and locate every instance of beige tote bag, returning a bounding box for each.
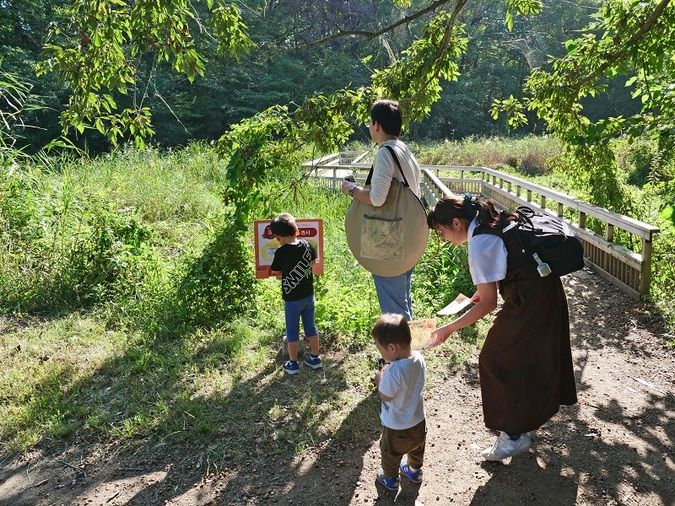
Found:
[345,146,429,277]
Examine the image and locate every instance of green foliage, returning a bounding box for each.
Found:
[0,62,43,154]
[490,95,527,128]
[491,0,675,214]
[0,145,226,320]
[371,9,469,121]
[412,236,474,317]
[209,3,255,58]
[35,0,253,146]
[0,164,156,313]
[504,0,542,31]
[414,135,562,174]
[627,176,675,332]
[0,145,478,453]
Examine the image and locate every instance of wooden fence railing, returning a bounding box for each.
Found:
[303,156,660,300]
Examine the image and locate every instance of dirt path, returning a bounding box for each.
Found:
[1,268,673,505]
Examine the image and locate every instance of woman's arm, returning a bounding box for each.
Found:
[427,281,498,347]
[340,147,396,206]
[341,180,374,205]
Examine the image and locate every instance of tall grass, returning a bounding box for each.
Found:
[0,144,476,453]
[0,144,227,317]
[2,137,668,458]
[412,135,563,175]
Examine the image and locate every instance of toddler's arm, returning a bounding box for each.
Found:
[375,364,394,402]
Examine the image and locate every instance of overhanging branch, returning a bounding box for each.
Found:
[576,0,671,89]
[291,0,455,51]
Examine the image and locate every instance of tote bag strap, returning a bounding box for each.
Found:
[364,145,409,187]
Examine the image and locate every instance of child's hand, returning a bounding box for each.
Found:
[373,363,389,386]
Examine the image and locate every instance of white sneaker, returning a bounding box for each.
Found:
[482,432,532,461]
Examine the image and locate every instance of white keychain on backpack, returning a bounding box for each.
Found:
[532,252,552,277]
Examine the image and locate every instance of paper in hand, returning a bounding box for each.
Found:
[437,293,472,316]
[408,318,436,349]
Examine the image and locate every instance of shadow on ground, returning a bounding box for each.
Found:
[1,268,672,505]
[465,268,674,505]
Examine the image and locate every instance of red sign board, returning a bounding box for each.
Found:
[254,219,324,279]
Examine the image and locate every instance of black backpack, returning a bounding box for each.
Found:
[474,206,585,277]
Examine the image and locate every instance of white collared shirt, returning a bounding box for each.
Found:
[467,217,508,285]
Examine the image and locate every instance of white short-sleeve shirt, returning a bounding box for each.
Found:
[378,351,426,430]
[466,218,508,285]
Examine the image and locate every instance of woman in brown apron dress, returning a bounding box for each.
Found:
[426,195,577,461]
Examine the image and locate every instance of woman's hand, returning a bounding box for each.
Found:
[341,179,357,196]
[426,324,454,348]
[471,292,480,304]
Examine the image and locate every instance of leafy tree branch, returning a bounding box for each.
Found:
[491,0,674,211]
[291,0,455,51]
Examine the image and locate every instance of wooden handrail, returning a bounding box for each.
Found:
[423,165,659,239]
[305,153,660,299]
[418,167,659,299]
[478,167,659,239]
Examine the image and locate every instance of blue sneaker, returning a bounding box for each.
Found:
[304,355,322,370]
[375,470,399,496]
[399,462,422,483]
[282,360,300,375]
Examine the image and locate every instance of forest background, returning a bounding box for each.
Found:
[1,0,642,149]
[0,0,673,484]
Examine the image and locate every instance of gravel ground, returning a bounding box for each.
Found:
[1,268,673,505]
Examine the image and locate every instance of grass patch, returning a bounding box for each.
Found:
[0,148,484,461]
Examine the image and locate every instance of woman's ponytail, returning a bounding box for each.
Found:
[428,193,517,231]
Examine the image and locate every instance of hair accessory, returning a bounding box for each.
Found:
[462,193,477,218]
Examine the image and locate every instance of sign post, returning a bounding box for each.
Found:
[253,219,324,279]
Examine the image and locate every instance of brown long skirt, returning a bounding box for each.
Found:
[479,269,577,433]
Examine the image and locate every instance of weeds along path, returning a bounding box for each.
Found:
[0,268,673,505]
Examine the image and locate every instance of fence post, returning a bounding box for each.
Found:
[557,202,564,218]
[579,211,586,229]
[605,223,614,243]
[640,238,653,296]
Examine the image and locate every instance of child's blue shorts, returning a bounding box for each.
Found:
[284,294,317,342]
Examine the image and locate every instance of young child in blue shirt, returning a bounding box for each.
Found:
[269,213,322,375]
[372,313,426,496]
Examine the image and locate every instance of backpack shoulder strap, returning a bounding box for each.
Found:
[365,145,410,187]
[385,145,411,186]
[472,220,534,273]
